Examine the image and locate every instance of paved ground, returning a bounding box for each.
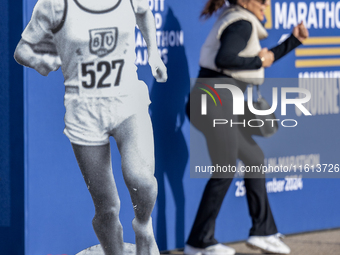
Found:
[161,228,340,255]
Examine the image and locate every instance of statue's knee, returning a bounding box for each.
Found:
[142,176,158,198]
[127,174,157,195]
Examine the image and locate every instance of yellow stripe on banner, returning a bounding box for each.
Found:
[296,47,340,56]
[264,0,272,29]
[303,37,340,45]
[295,58,340,68]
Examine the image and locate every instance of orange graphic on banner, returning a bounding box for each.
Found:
[296,47,340,56]
[303,37,340,45]
[296,59,340,68]
[295,36,340,68]
[264,0,272,29]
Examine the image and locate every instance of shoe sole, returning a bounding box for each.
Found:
[184,246,235,255]
[203,249,236,255]
[184,250,235,255]
[246,242,290,254]
[183,249,203,255]
[246,242,280,254]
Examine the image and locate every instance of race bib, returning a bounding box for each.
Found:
[78,59,125,97]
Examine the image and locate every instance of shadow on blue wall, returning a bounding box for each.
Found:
[150,7,190,251]
[0,0,25,254]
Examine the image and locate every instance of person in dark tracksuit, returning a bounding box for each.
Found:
[184,0,308,254]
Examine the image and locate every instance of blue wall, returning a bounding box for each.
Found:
[1,0,340,254]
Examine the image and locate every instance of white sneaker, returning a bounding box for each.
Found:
[184,243,236,255]
[246,233,291,254]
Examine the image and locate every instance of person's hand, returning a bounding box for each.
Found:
[14,39,61,76]
[148,53,168,83]
[35,54,61,76]
[258,48,274,68]
[293,21,309,42]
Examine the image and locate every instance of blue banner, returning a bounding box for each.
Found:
[16,0,340,254]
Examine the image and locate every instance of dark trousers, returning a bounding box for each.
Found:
[186,76,278,248]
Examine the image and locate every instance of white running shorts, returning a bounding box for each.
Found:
[63,82,150,146]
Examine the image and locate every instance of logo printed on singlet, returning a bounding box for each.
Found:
[89,27,118,57]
